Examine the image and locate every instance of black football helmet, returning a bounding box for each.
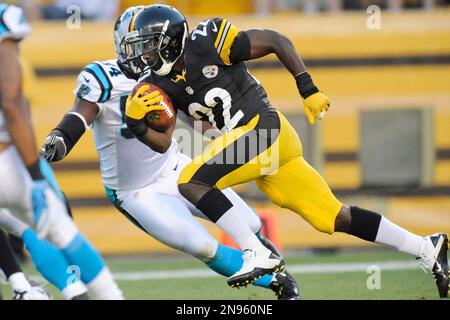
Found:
[123,4,188,76]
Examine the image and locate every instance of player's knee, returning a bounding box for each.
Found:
[178,183,194,202]
[46,209,79,248]
[334,205,352,233]
[178,182,212,206]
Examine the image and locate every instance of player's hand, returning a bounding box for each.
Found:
[125,85,165,120]
[303,92,330,125]
[40,134,66,162]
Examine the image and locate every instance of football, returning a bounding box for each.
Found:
[131,82,175,132]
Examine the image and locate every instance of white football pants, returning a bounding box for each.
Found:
[0,146,78,248]
[115,152,262,261]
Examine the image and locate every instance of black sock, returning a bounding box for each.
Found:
[348,206,382,242]
[0,229,22,278]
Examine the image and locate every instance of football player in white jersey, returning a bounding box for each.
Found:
[41,6,300,300]
[0,4,123,299]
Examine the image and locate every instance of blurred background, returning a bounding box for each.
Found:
[6,0,450,256]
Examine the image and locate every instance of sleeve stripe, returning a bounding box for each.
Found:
[0,5,11,34]
[216,21,231,55]
[218,23,238,65]
[95,63,113,102]
[84,63,112,103]
[214,19,227,49]
[82,68,105,102]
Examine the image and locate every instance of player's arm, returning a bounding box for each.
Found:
[0,39,43,179]
[133,119,175,154]
[41,98,97,162]
[229,28,329,125]
[124,85,173,153]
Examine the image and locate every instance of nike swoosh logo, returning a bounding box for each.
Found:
[83,76,90,83]
[211,21,218,32]
[173,161,179,171]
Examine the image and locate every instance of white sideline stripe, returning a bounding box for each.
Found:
[112,260,421,281]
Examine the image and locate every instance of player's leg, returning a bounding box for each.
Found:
[113,187,267,279]
[333,206,448,298]
[41,197,123,300]
[258,144,448,298]
[261,110,448,298]
[157,153,300,298]
[178,112,285,287]
[176,153,262,235]
[0,153,123,300]
[0,208,88,299]
[0,228,51,300]
[182,185,300,298]
[113,182,297,298]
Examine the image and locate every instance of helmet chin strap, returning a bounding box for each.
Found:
[154,21,188,76]
[154,59,174,76]
[154,52,182,76]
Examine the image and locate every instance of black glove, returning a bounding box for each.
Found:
[40,134,67,162]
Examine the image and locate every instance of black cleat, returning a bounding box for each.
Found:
[228,250,285,288]
[269,271,301,300]
[257,233,283,259]
[429,233,449,298]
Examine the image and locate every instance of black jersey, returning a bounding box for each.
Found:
[140,18,274,133]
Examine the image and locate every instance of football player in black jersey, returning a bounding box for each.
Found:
[124,4,448,296]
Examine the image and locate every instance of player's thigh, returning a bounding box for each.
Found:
[0,208,29,237]
[213,112,299,190]
[179,112,286,190]
[256,156,343,234]
[45,189,79,248]
[0,147,33,223]
[119,191,218,259]
[178,114,263,187]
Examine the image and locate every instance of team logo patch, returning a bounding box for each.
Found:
[202,65,218,79]
[76,83,91,98]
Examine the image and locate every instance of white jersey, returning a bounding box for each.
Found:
[73,59,177,191]
[0,4,31,143]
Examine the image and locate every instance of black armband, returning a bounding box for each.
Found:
[295,72,319,99]
[229,31,251,64]
[125,116,148,138]
[52,113,87,155]
[26,158,44,180]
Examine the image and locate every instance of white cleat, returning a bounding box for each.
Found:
[227,249,284,288]
[12,285,52,300]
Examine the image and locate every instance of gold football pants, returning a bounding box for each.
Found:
[178,109,343,234]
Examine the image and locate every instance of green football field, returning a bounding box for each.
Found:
[0,249,445,300]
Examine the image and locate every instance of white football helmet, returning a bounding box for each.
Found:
[114,6,146,75]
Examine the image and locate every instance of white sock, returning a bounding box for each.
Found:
[86,267,124,300]
[8,272,31,292]
[375,216,424,257]
[216,206,269,254]
[62,281,89,300]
